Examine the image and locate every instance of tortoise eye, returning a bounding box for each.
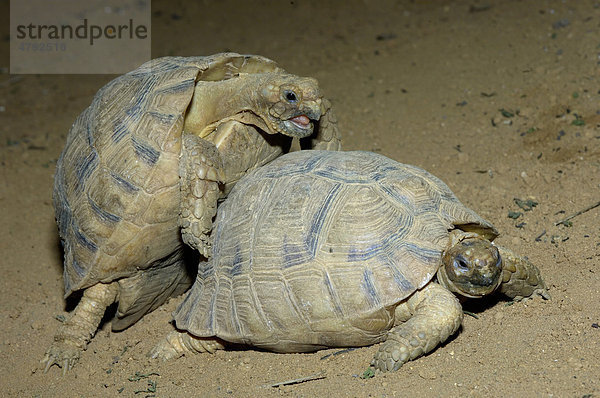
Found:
[453,256,470,271]
[284,90,298,103]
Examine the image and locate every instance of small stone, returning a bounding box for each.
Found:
[30,320,44,330]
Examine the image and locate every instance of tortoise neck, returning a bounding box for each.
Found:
[183,75,266,136]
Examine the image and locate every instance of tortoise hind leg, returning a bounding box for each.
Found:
[112,248,196,331]
[496,246,551,300]
[371,283,463,372]
[43,282,119,374]
[148,330,225,360]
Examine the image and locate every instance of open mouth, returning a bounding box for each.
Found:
[280,114,314,137]
[288,114,311,130]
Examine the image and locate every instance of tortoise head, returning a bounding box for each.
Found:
[255,73,323,138]
[437,237,503,298]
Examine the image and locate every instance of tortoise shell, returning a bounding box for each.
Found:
[174,150,497,352]
[54,54,282,296]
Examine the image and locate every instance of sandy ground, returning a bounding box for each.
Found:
[1,0,600,397]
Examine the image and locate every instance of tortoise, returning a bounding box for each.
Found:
[150,150,550,372]
[43,53,341,373]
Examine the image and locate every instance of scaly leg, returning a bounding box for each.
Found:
[301,98,342,151]
[371,283,463,372]
[179,133,224,258]
[497,245,551,301]
[149,330,225,361]
[43,282,119,374]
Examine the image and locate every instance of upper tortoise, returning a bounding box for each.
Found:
[151,150,549,372]
[44,53,341,373]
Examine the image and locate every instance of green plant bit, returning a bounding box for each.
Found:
[361,367,376,379]
[525,127,537,134]
[508,211,522,219]
[514,198,538,211]
[128,371,160,382]
[134,380,157,394]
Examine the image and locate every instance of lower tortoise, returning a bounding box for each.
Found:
[151,150,550,372]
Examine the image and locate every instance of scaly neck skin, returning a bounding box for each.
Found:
[183,74,267,137]
[436,268,463,297]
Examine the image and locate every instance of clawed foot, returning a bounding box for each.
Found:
[370,340,412,372]
[42,342,81,375]
[149,330,225,361]
[512,287,552,302]
[148,335,183,361]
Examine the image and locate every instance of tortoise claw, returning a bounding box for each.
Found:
[41,343,81,375]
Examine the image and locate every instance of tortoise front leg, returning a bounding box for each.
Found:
[179,133,225,258]
[301,98,342,151]
[149,330,225,360]
[371,283,463,372]
[496,246,551,301]
[43,282,119,374]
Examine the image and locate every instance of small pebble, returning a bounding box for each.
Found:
[552,19,570,29]
[30,320,44,330]
[418,368,438,380]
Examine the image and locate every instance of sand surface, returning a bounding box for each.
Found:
[1,1,599,397]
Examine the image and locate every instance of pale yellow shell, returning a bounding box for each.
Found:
[54,54,281,296]
[175,150,497,351]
